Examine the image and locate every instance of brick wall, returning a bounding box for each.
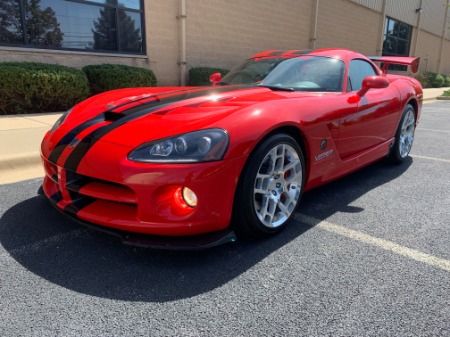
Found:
[145,0,180,86]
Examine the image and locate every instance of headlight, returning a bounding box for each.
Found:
[128,129,229,163]
[50,108,72,133]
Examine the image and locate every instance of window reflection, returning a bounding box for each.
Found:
[0,0,23,45]
[28,0,63,47]
[118,10,142,52]
[383,17,411,57]
[0,0,143,54]
[92,6,118,51]
[382,17,412,70]
[119,0,141,10]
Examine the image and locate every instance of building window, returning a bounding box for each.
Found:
[382,17,412,70]
[0,0,144,54]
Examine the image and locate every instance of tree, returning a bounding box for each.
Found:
[92,7,141,52]
[0,0,63,47]
[118,10,142,52]
[25,0,63,47]
[0,1,23,44]
[92,7,117,51]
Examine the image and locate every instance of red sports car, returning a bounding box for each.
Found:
[41,48,422,249]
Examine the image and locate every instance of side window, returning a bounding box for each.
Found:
[348,59,377,91]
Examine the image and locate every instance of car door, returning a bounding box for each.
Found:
[337,59,402,159]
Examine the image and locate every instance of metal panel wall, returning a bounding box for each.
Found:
[421,0,448,37]
[385,0,421,26]
[350,0,383,12]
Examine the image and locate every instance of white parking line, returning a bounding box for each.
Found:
[417,128,450,133]
[411,154,450,163]
[298,215,450,273]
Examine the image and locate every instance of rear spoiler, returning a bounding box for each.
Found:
[369,56,420,74]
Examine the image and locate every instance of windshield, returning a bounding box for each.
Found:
[220,58,285,85]
[259,56,345,92]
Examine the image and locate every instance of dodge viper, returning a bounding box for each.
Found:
[41,48,422,249]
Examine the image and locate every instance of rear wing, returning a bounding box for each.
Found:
[369,56,420,74]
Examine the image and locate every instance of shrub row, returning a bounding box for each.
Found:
[188,67,230,86]
[414,71,450,88]
[0,62,157,115]
[83,64,157,95]
[0,63,89,115]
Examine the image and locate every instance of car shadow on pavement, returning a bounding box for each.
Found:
[0,158,412,302]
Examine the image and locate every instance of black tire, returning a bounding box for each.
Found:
[232,134,305,238]
[389,104,416,164]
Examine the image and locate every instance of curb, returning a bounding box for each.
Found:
[0,152,41,170]
[0,152,43,184]
[436,96,450,100]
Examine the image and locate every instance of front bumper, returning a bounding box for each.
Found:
[47,197,236,250]
[41,134,248,238]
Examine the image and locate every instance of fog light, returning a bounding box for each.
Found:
[182,187,198,207]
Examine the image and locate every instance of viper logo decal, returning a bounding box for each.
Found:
[315,149,334,162]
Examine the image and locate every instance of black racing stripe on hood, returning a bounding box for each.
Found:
[63,86,248,172]
[48,115,106,164]
[48,86,239,165]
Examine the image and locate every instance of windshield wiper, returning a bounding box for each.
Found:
[257,85,295,92]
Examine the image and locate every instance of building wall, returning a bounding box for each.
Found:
[351,0,383,12]
[184,0,312,70]
[0,0,449,85]
[0,47,148,69]
[145,0,180,85]
[414,31,442,72]
[316,0,381,55]
[443,40,450,75]
[386,0,421,27]
[421,0,449,37]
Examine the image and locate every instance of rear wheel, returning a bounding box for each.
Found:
[233,134,305,238]
[389,104,416,164]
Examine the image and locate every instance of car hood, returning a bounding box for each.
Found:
[49,86,323,150]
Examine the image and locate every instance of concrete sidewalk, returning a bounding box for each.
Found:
[0,87,449,184]
[0,113,61,184]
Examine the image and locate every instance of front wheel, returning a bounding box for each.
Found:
[389,104,416,164]
[233,134,305,238]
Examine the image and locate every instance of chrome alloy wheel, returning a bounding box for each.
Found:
[399,109,415,158]
[253,144,303,228]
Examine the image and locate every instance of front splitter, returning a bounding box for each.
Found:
[45,193,237,250]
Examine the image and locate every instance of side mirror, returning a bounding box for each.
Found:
[357,75,389,97]
[209,72,222,86]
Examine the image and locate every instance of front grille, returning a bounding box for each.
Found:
[65,171,138,206]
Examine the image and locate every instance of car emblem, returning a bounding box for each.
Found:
[320,139,327,150]
[69,138,81,148]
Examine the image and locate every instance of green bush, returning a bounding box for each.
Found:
[442,90,450,97]
[188,67,230,86]
[414,71,431,88]
[82,64,157,95]
[431,73,445,88]
[0,62,90,115]
[414,71,448,88]
[444,75,450,87]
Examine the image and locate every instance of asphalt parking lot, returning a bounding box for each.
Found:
[0,101,449,336]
